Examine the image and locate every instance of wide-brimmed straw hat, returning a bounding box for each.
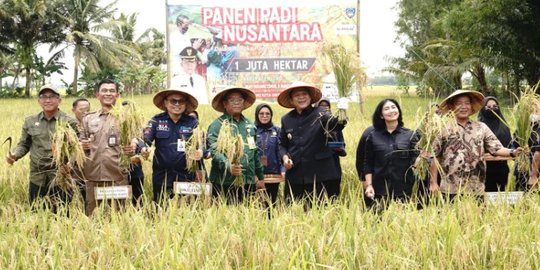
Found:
[153,88,198,113]
[211,86,256,112]
[439,89,485,114]
[277,81,322,108]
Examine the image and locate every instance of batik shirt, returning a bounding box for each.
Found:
[433,120,503,194]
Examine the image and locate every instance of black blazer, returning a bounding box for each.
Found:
[279,106,346,184]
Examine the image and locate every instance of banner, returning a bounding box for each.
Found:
[166,1,359,103]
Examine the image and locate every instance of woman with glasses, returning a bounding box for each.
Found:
[477,96,512,192]
[254,103,284,205]
[142,88,202,204]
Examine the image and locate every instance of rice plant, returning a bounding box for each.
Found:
[215,119,245,187]
[50,120,85,191]
[512,85,540,173]
[109,100,145,169]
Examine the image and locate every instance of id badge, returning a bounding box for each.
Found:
[177,139,186,152]
[260,155,268,166]
[108,134,118,147]
[247,136,256,149]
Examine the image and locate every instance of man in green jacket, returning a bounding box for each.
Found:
[6,85,78,211]
[207,86,264,203]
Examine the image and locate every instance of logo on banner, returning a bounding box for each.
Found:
[345,8,356,19]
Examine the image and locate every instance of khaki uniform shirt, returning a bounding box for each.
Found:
[81,110,125,183]
[433,120,503,194]
[12,110,78,186]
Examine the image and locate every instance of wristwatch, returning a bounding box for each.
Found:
[510,149,516,157]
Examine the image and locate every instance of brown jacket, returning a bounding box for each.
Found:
[81,110,126,182]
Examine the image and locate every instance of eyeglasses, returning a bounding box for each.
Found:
[99,88,117,94]
[486,105,499,110]
[39,94,59,100]
[227,98,244,104]
[168,98,187,105]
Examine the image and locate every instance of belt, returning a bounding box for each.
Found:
[263,174,284,183]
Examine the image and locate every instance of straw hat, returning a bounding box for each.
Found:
[439,89,485,114]
[277,81,322,108]
[211,86,256,112]
[153,88,198,113]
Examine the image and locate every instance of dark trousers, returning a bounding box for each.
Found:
[284,180,340,205]
[129,175,144,206]
[212,183,257,204]
[29,182,71,213]
[263,183,280,205]
[152,183,174,205]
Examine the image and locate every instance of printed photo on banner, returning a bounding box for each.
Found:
[166,1,359,102]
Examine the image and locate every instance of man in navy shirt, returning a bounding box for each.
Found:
[142,88,201,204]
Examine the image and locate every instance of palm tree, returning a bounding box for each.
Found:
[0,0,66,97]
[58,0,138,94]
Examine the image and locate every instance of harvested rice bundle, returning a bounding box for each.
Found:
[51,120,85,191]
[322,41,366,122]
[186,127,206,181]
[109,100,145,169]
[215,120,245,187]
[413,104,455,180]
[512,85,540,173]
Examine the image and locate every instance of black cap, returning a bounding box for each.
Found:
[180,47,197,60]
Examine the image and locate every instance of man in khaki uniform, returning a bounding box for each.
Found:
[6,85,78,211]
[80,79,133,215]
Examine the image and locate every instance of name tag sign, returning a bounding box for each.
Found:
[95,185,132,200]
[485,191,524,205]
[173,182,212,196]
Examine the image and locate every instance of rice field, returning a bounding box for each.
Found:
[0,86,539,269]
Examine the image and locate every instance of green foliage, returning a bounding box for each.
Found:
[392,0,540,97]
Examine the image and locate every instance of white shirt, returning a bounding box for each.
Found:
[171,73,209,104]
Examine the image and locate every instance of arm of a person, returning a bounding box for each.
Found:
[278,120,290,163]
[529,151,540,186]
[12,120,32,160]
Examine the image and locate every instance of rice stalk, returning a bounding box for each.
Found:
[413,105,456,180]
[109,100,145,170]
[322,41,366,123]
[50,120,85,191]
[215,120,245,187]
[186,127,206,180]
[512,84,540,173]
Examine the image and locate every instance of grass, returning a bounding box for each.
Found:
[0,87,539,268]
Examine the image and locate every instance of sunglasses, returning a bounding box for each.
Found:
[168,98,187,105]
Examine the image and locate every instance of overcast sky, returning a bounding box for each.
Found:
[41,0,403,84]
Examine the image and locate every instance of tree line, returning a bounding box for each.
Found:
[0,0,166,97]
[388,0,540,98]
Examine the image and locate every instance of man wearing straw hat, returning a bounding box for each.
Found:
[142,87,202,204]
[207,86,265,203]
[277,81,347,204]
[429,89,520,200]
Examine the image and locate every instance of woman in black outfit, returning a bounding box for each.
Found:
[477,96,512,191]
[363,99,418,208]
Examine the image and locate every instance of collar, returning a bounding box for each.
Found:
[38,109,60,120]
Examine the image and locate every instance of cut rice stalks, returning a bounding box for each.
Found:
[51,120,85,191]
[322,41,366,123]
[512,83,540,173]
[215,120,245,187]
[413,104,456,180]
[186,127,207,182]
[109,100,145,170]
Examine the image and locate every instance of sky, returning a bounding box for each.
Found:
[41,0,403,84]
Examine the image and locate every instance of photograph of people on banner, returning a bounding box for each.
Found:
[166,1,359,103]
